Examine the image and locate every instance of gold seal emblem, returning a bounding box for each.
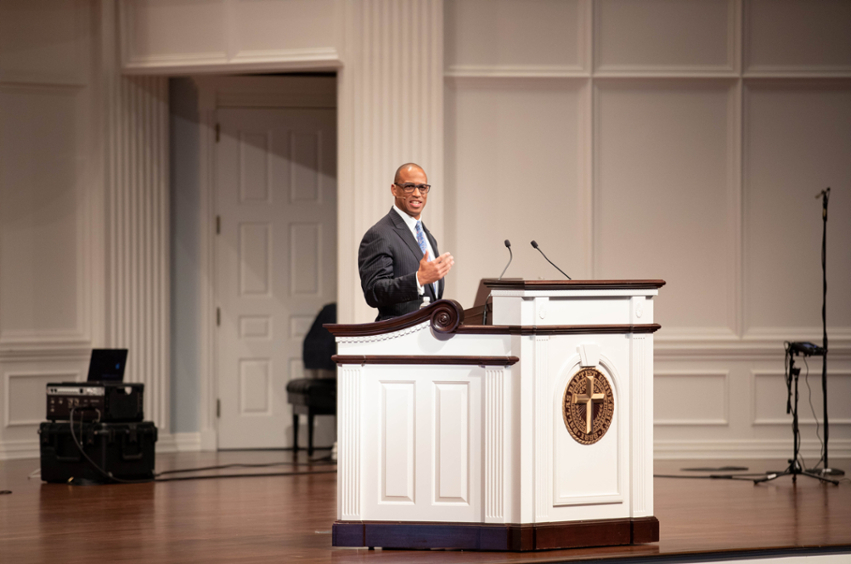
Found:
[562,368,614,445]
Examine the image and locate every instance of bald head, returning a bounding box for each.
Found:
[394,163,426,185]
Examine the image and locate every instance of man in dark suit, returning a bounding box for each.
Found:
[358,163,454,321]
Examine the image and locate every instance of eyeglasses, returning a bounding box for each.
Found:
[394,183,431,194]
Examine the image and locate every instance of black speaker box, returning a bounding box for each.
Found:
[39,421,157,483]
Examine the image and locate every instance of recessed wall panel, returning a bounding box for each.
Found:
[239,131,271,202]
[123,0,227,61]
[745,0,851,72]
[655,372,728,425]
[0,0,90,84]
[595,81,735,330]
[0,87,82,338]
[381,382,415,502]
[290,223,319,295]
[7,371,78,426]
[595,0,734,72]
[233,0,337,53]
[753,370,851,425]
[445,80,584,307]
[239,223,271,296]
[434,383,469,503]
[444,0,584,71]
[239,359,271,414]
[743,83,851,331]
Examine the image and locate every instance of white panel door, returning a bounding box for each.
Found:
[216,108,336,449]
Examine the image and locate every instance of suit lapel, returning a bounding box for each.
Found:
[389,209,425,262]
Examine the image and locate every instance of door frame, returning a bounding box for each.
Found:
[194,76,337,450]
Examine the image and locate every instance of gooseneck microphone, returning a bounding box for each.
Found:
[499,240,513,279]
[531,240,572,280]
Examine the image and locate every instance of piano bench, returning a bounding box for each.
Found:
[286,378,336,456]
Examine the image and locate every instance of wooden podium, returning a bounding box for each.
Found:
[326,279,664,551]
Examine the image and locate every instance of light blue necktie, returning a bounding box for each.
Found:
[415,220,438,297]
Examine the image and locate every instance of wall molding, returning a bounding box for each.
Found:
[654,438,851,460]
[445,65,588,79]
[655,330,851,359]
[0,348,92,362]
[123,48,342,76]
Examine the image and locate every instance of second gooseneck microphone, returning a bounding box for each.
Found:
[499,240,513,280]
[531,240,572,280]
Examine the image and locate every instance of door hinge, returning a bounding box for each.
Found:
[215,122,220,142]
[216,307,221,326]
[216,215,221,234]
[216,399,221,418]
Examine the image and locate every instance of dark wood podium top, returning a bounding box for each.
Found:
[484,279,666,291]
[325,299,661,338]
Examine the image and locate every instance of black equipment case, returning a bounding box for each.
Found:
[46,382,144,422]
[39,421,157,483]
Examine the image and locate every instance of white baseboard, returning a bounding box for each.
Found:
[156,432,202,453]
[0,439,40,460]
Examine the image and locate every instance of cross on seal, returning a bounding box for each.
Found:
[572,374,605,434]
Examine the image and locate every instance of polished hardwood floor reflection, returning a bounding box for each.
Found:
[0,452,849,563]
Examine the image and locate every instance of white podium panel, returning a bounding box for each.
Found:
[359,365,484,522]
[328,279,664,551]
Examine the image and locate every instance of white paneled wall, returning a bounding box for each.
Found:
[445,0,851,459]
[0,0,101,459]
[0,1,173,459]
[4,0,847,459]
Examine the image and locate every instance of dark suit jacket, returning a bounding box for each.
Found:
[358,208,444,321]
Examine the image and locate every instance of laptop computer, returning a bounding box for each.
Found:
[86,349,128,382]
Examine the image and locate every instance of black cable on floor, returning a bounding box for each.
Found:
[156,461,335,476]
[654,473,768,481]
[155,470,337,482]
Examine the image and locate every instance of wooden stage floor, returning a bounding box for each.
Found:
[1,451,849,563]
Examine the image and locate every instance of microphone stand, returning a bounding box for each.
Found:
[814,188,843,477]
[754,346,838,485]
